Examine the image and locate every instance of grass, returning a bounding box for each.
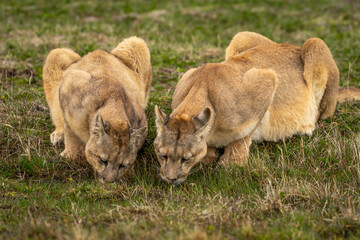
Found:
[1,0,360,239]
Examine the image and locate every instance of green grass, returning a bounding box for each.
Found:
[1,0,360,239]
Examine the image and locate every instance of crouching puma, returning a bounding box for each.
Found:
[43,37,151,182]
[154,31,360,184]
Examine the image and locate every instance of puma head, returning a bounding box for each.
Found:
[85,113,147,183]
[154,105,214,184]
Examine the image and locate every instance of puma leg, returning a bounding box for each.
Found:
[60,121,85,160]
[301,38,339,120]
[43,48,80,145]
[219,135,252,166]
[225,31,275,60]
[50,127,64,146]
[48,88,65,145]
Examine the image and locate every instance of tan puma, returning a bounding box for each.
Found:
[43,37,152,182]
[154,31,360,184]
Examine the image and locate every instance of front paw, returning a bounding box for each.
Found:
[60,149,70,159]
[50,129,64,146]
[219,152,248,167]
[201,148,220,164]
[60,149,77,160]
[60,149,85,161]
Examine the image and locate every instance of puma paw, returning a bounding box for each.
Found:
[60,149,76,160]
[50,129,64,146]
[219,152,248,167]
[60,149,85,161]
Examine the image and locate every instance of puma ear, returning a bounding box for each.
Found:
[130,126,148,149]
[93,113,110,136]
[193,107,214,137]
[155,105,169,131]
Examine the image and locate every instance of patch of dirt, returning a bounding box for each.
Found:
[1,59,36,80]
[203,47,223,58]
[156,67,176,79]
[1,66,35,80]
[154,67,182,89]
[83,16,100,23]
[181,7,227,20]
[30,104,49,114]
[30,36,43,47]
[112,9,168,22]
[4,30,69,49]
[145,9,168,18]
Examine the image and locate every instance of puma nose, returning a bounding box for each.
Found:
[98,176,105,183]
[169,178,177,183]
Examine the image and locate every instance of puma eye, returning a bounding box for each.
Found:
[99,157,108,166]
[160,155,168,160]
[181,157,190,163]
[118,164,126,170]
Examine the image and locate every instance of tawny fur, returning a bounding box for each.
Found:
[154,31,360,184]
[338,87,360,102]
[43,36,151,182]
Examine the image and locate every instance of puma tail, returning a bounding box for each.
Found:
[338,87,360,102]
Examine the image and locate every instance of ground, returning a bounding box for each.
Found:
[1,0,360,239]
